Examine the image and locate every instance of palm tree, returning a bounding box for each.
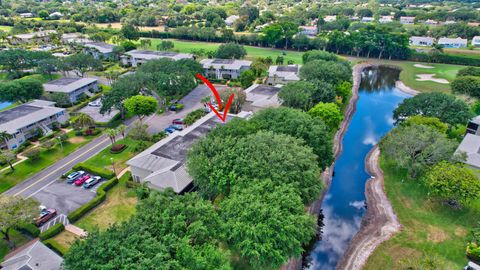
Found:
[74,113,95,130]
[117,124,127,138]
[106,129,117,146]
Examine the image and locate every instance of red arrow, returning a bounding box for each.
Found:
[196,73,234,122]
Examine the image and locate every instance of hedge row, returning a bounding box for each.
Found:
[16,222,40,238]
[67,177,119,223]
[39,223,65,241]
[44,239,68,256]
[72,163,116,179]
[409,51,480,67]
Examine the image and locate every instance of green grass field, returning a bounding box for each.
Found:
[145,38,305,64]
[75,172,137,232]
[364,158,480,269]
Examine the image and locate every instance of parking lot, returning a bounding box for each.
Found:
[78,99,119,123]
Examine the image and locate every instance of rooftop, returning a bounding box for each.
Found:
[1,240,63,270]
[124,50,193,60]
[84,42,115,53]
[455,133,480,169]
[268,65,301,81]
[13,30,57,40]
[0,105,42,125]
[44,77,97,93]
[245,84,282,109]
[200,58,252,70]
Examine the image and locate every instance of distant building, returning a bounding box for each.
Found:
[468,22,480,27]
[267,65,301,85]
[127,112,249,193]
[61,33,92,44]
[200,59,252,80]
[244,84,282,111]
[400,16,415,24]
[438,37,468,48]
[49,12,63,19]
[44,77,98,103]
[0,100,68,150]
[1,240,63,270]
[455,133,480,170]
[121,50,193,67]
[9,30,57,44]
[472,36,480,47]
[444,20,456,25]
[299,26,318,37]
[225,15,239,27]
[19,12,33,18]
[324,15,337,22]
[409,36,434,46]
[424,19,438,25]
[83,42,115,59]
[379,16,394,23]
[361,17,374,23]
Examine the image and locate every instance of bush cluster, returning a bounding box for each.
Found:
[39,223,64,241]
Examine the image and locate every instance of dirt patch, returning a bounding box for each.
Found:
[426,225,450,243]
[414,64,434,69]
[454,227,468,237]
[68,136,86,144]
[416,74,450,84]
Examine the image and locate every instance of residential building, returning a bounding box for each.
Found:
[424,19,438,25]
[267,65,301,85]
[467,116,480,135]
[1,240,63,270]
[400,16,415,24]
[19,13,33,18]
[200,59,252,80]
[127,112,249,193]
[83,42,115,59]
[468,22,480,27]
[444,20,456,25]
[121,50,193,67]
[379,16,394,23]
[409,36,434,46]
[61,33,92,44]
[361,17,374,23]
[225,15,239,27]
[9,30,57,44]
[324,15,337,22]
[44,77,98,103]
[438,37,468,48]
[455,133,480,170]
[299,26,318,37]
[244,84,282,111]
[49,12,63,19]
[472,36,480,47]
[0,100,68,150]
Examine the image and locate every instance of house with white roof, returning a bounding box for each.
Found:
[225,15,239,27]
[61,33,92,44]
[267,65,301,85]
[379,16,394,23]
[472,36,480,47]
[409,36,434,46]
[1,240,63,270]
[361,17,374,23]
[244,84,282,111]
[121,50,193,67]
[127,112,249,193]
[299,26,317,37]
[400,16,415,24]
[9,30,57,44]
[200,59,252,79]
[49,12,63,19]
[438,37,468,48]
[324,15,337,22]
[83,42,115,59]
[455,133,480,170]
[19,13,33,18]
[424,19,438,25]
[0,100,68,150]
[44,77,98,103]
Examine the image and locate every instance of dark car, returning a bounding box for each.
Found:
[172,118,185,125]
[83,176,101,189]
[34,208,57,227]
[164,127,175,134]
[170,124,184,131]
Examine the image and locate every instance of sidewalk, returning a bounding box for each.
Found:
[65,224,88,237]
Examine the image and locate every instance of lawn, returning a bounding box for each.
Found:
[364,158,480,269]
[0,229,30,261]
[145,38,305,64]
[351,57,464,93]
[48,230,80,255]
[0,25,12,32]
[75,172,137,232]
[83,138,150,172]
[0,131,100,193]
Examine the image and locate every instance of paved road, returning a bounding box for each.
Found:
[5,84,214,198]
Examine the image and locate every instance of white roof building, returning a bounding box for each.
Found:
[472,36,480,47]
[438,37,468,48]
[121,50,193,67]
[44,77,98,94]
[1,240,63,270]
[12,30,57,42]
[267,65,301,85]
[379,16,394,23]
[324,15,337,22]
[225,15,239,26]
[400,16,415,24]
[455,133,480,169]
[244,84,282,110]
[361,17,374,23]
[84,42,115,54]
[200,59,252,79]
[409,36,435,46]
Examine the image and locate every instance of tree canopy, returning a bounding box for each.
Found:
[300,59,352,86]
[451,76,480,98]
[0,77,43,103]
[215,43,247,59]
[123,95,158,121]
[0,195,38,249]
[308,102,343,131]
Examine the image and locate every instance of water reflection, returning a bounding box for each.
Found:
[304,67,409,269]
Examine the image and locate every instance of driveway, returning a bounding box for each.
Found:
[79,99,119,123]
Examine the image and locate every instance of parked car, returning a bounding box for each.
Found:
[465,261,480,270]
[34,208,57,227]
[164,127,175,134]
[74,174,91,186]
[66,170,85,184]
[169,103,184,111]
[170,124,184,131]
[172,118,185,125]
[88,100,101,107]
[83,176,101,189]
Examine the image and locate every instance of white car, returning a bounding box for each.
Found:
[88,100,102,107]
[66,170,85,183]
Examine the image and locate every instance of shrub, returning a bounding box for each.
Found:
[72,163,115,179]
[110,144,126,153]
[24,148,40,160]
[39,223,64,241]
[16,222,40,238]
[184,109,207,126]
[133,141,149,152]
[42,140,56,150]
[151,132,167,142]
[175,103,184,110]
[44,239,68,256]
[467,243,480,263]
[67,177,118,222]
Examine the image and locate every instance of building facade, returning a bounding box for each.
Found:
[266,65,301,85]
[44,77,98,103]
[409,36,434,46]
[121,50,193,67]
[200,59,252,80]
[438,37,468,48]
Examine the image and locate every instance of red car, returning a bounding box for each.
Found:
[74,174,90,186]
[172,118,185,125]
[34,209,57,227]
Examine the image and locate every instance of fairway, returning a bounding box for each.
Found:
[145,38,304,64]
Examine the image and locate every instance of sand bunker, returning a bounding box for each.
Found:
[416,74,449,84]
[414,64,434,69]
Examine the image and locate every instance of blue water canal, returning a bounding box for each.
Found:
[305,67,410,269]
[0,102,11,110]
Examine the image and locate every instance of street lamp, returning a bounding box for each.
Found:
[110,158,117,179]
[57,136,63,151]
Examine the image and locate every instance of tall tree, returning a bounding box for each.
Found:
[123,95,158,122]
[62,53,102,77]
[0,195,38,249]
[0,150,16,171]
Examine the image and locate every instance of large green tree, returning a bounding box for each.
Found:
[308,102,343,131]
[393,92,473,126]
[0,195,38,249]
[215,43,246,59]
[300,59,352,85]
[451,76,480,98]
[62,53,102,77]
[0,78,43,103]
[123,95,158,122]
